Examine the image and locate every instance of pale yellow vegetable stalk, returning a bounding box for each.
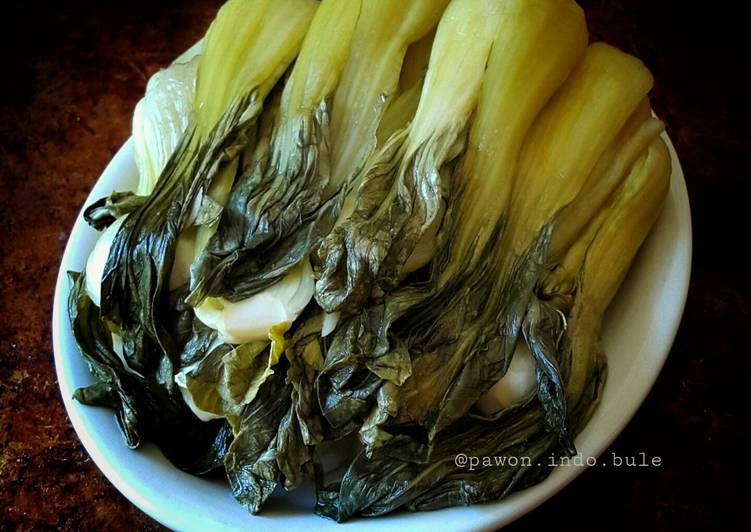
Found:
[194,0,318,244]
[404,0,502,156]
[565,137,671,416]
[398,39,655,442]
[133,58,198,196]
[193,0,317,139]
[439,0,588,280]
[548,99,665,261]
[502,43,655,269]
[542,204,608,309]
[132,38,205,197]
[276,0,361,131]
[316,0,502,313]
[332,69,429,249]
[541,100,660,300]
[328,0,449,195]
[93,0,317,294]
[478,128,670,449]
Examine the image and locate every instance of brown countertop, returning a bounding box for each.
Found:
[1,1,746,530]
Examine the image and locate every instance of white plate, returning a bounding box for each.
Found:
[52,134,691,531]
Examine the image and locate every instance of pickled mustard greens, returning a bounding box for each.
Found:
[473,42,656,449]
[68,0,673,521]
[187,0,360,309]
[564,137,671,415]
[315,91,671,527]
[70,0,317,463]
[316,0,588,451]
[315,0,502,314]
[185,0,447,335]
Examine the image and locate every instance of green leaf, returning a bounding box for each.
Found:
[317,397,562,521]
[315,291,419,432]
[68,272,230,473]
[83,191,148,231]
[101,94,258,376]
[523,297,574,454]
[187,98,344,306]
[224,368,292,514]
[180,337,280,431]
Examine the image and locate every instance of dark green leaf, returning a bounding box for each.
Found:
[84,191,149,231]
[224,368,292,514]
[178,338,278,430]
[188,98,343,306]
[316,405,555,521]
[315,127,459,314]
[68,272,230,473]
[523,297,574,454]
[101,93,259,377]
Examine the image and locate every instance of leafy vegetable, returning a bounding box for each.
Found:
[547,99,663,261]
[133,55,199,196]
[313,105,671,526]
[68,0,675,522]
[69,272,229,473]
[177,333,283,430]
[187,0,361,308]
[99,0,316,373]
[188,0,448,309]
[492,42,655,447]
[564,137,671,416]
[317,0,588,449]
[316,404,554,521]
[224,313,330,511]
[315,0,502,314]
[175,0,444,440]
[224,367,293,513]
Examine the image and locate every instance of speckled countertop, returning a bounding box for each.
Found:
[0,1,747,530]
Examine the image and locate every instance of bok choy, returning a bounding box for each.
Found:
[317,0,588,450]
[315,0,503,314]
[68,0,674,521]
[71,0,317,464]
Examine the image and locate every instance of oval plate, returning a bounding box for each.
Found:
[52,134,691,531]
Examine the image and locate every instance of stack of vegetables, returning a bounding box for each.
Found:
[69,0,672,521]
